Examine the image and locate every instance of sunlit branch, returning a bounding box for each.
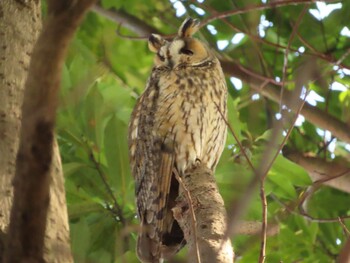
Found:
[201,0,337,26]
[90,4,350,144]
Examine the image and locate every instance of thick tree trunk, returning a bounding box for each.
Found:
[44,141,74,263]
[0,1,73,262]
[0,0,41,233]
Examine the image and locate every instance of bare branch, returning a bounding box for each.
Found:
[284,152,350,194]
[235,221,279,237]
[258,186,267,263]
[280,5,308,109]
[338,217,350,237]
[220,61,350,144]
[271,194,350,223]
[200,0,337,26]
[91,3,160,36]
[296,169,350,223]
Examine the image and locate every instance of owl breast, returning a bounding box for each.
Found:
[154,62,227,174]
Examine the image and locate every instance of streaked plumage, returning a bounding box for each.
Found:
[128,18,227,262]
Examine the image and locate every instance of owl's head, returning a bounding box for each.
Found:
[148,18,215,69]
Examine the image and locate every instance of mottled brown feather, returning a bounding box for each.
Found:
[128,17,227,263]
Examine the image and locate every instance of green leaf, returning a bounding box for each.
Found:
[104,114,130,202]
[63,162,87,177]
[267,169,297,199]
[84,84,105,148]
[68,202,103,220]
[61,63,72,91]
[227,97,242,142]
[271,155,311,187]
[88,249,112,263]
[71,218,91,263]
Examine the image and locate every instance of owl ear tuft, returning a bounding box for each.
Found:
[178,17,200,38]
[148,34,167,53]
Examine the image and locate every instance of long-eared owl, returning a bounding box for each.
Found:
[128,18,227,262]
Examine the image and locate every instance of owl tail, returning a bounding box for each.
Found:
[137,231,163,263]
[137,147,185,262]
[137,227,184,263]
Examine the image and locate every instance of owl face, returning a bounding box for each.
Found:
[148,18,215,69]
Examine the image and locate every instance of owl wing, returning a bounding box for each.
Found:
[128,82,182,262]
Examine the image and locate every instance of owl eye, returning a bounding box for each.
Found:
[179,48,193,56]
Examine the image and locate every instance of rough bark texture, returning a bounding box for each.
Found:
[0,1,74,262]
[44,140,74,263]
[3,0,96,262]
[173,165,234,263]
[0,0,41,234]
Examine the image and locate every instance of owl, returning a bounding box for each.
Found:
[128,18,227,262]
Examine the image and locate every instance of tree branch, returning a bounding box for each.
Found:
[220,61,350,144]
[91,3,160,35]
[4,0,96,262]
[173,165,234,263]
[284,152,350,194]
[90,7,350,144]
[200,0,337,26]
[235,221,279,237]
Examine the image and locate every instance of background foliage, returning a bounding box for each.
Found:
[57,0,350,262]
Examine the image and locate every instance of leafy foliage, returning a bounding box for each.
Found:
[57,0,350,262]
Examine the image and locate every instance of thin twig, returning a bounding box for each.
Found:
[83,138,126,225]
[323,78,333,159]
[263,89,310,183]
[258,183,267,263]
[174,169,201,263]
[257,85,309,263]
[271,194,350,223]
[280,6,308,111]
[270,169,350,223]
[338,217,350,237]
[214,102,256,173]
[335,48,350,67]
[297,169,350,222]
[234,62,285,87]
[200,0,337,28]
[93,1,350,70]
